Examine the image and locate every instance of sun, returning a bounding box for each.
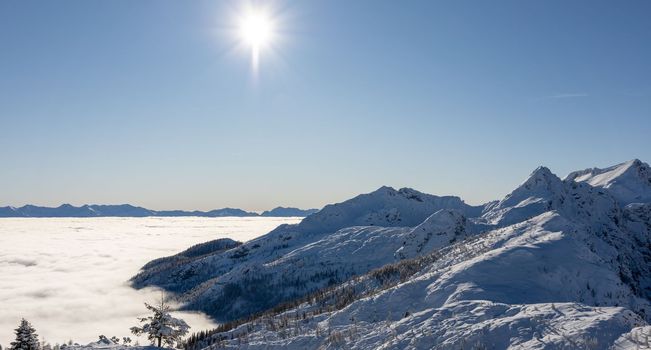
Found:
[239,10,274,50]
[233,5,279,73]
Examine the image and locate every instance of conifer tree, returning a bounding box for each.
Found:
[130,294,190,347]
[10,319,40,350]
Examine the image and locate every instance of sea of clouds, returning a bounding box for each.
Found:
[0,217,302,346]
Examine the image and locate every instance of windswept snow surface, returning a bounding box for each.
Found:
[136,160,651,349]
[612,326,651,349]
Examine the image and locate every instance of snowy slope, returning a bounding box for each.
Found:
[479,166,620,229]
[139,238,242,274]
[131,187,481,322]
[156,160,651,349]
[295,186,482,234]
[612,326,651,349]
[188,209,651,349]
[212,301,642,349]
[62,340,159,350]
[566,159,651,205]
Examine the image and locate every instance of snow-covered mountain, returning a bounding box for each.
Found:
[478,165,620,228]
[139,238,242,276]
[0,204,155,217]
[132,159,651,349]
[261,207,319,217]
[0,205,314,218]
[0,206,20,217]
[294,186,483,234]
[131,187,482,321]
[566,159,651,205]
[155,208,259,217]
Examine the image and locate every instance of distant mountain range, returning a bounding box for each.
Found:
[0,204,319,218]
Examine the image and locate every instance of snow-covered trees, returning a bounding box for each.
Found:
[10,319,39,350]
[130,294,190,347]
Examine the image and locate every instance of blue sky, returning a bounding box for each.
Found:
[1,0,650,211]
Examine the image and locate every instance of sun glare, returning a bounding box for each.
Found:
[240,11,273,48]
[238,8,275,71]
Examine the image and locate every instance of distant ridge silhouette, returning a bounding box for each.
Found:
[0,204,318,218]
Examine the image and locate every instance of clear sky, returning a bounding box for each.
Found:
[1,0,650,211]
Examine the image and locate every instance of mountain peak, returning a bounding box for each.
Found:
[480,166,565,226]
[520,166,562,191]
[528,166,555,180]
[612,159,648,175]
[566,159,651,205]
[373,185,398,195]
[629,158,643,166]
[296,186,477,234]
[624,158,650,174]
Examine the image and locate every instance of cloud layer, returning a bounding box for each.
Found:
[0,217,301,346]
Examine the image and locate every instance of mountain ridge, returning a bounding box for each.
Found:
[566,158,651,205]
[0,204,318,218]
[130,158,651,349]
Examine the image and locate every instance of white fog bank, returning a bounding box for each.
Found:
[0,217,302,346]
